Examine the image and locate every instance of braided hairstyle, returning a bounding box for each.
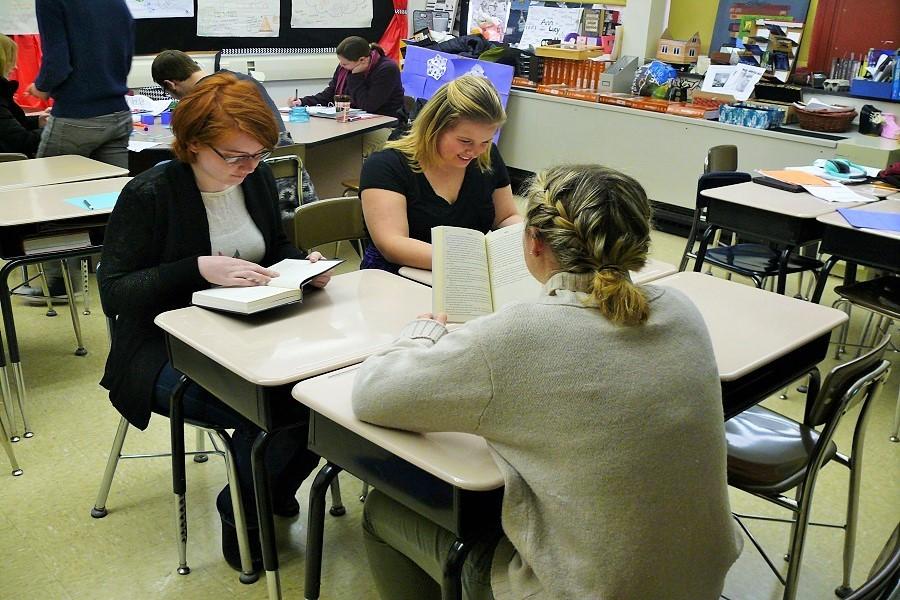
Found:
[525,165,653,326]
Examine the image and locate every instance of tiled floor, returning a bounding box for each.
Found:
[1,230,897,600]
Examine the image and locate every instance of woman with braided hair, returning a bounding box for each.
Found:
[352,164,741,599]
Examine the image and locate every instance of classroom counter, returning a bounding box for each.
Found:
[498,89,899,210]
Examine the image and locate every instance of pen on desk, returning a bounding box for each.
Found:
[294,88,298,105]
[82,199,94,210]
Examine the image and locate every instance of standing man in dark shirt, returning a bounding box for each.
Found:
[27,0,134,169]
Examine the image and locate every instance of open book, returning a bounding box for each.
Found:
[306,106,365,119]
[191,258,342,315]
[432,222,541,323]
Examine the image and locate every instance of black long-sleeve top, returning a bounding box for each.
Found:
[300,57,404,118]
[0,78,42,157]
[99,160,304,429]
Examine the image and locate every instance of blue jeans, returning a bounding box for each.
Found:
[37,110,132,169]
[152,363,320,520]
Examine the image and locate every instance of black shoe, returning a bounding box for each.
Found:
[217,487,262,573]
[272,494,300,518]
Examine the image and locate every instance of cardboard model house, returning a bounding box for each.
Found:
[656,30,701,64]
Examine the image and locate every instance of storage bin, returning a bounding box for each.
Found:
[719,102,785,129]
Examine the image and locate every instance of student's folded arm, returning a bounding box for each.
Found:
[99,187,205,317]
[349,67,395,114]
[33,0,73,92]
[361,188,433,269]
[492,184,523,228]
[352,319,494,434]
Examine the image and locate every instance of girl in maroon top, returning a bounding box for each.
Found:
[291,36,404,118]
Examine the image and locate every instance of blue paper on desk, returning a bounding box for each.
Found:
[65,192,118,211]
[837,208,900,232]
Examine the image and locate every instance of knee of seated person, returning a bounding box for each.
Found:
[361,488,392,538]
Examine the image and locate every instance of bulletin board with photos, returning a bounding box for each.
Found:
[466,1,624,48]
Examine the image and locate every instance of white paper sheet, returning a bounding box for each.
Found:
[467,0,512,42]
[700,64,766,102]
[126,95,172,116]
[290,0,373,29]
[125,0,193,19]
[0,0,39,35]
[127,140,166,152]
[197,0,280,37]
[802,183,873,204]
[517,6,583,50]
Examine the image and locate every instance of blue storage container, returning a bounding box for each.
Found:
[849,79,895,101]
[719,102,785,129]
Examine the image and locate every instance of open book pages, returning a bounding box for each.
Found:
[267,258,344,288]
[306,106,365,118]
[191,258,342,315]
[432,222,541,323]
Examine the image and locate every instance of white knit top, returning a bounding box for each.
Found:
[200,185,266,263]
[353,272,742,600]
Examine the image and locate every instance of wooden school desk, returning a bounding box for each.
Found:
[398,258,679,288]
[694,181,868,294]
[154,269,431,600]
[294,270,848,600]
[0,155,127,191]
[811,199,900,303]
[0,177,132,441]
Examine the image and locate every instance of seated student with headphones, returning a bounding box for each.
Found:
[352,164,742,600]
[290,36,405,119]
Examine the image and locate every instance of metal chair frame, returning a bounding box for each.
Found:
[727,337,892,600]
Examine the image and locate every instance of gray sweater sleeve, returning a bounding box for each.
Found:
[352,319,495,434]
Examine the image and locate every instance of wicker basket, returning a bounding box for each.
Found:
[794,105,857,132]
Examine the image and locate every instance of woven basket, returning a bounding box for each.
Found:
[794,105,857,133]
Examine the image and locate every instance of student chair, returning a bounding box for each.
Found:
[704,144,738,174]
[843,523,899,600]
[294,195,369,259]
[725,336,892,600]
[680,171,824,293]
[830,275,900,442]
[264,150,314,247]
[91,317,259,582]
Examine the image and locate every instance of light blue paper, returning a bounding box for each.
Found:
[837,208,900,232]
[65,192,118,211]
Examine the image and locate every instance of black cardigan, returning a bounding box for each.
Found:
[98,160,304,429]
[0,78,42,157]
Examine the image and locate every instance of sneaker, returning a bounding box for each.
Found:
[11,284,44,297]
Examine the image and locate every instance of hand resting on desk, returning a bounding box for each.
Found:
[198,252,331,288]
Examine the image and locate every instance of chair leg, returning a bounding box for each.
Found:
[91,416,130,518]
[193,428,209,463]
[60,260,87,357]
[36,264,57,317]
[208,429,259,584]
[0,394,22,476]
[170,376,191,576]
[831,299,851,358]
[329,476,346,516]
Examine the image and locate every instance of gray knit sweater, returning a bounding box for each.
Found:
[352,272,742,599]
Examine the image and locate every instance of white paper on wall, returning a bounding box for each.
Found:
[0,0,39,35]
[197,0,280,37]
[290,0,373,29]
[466,0,512,42]
[126,0,193,19]
[517,6,583,50]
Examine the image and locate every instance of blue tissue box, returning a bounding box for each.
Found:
[719,102,785,129]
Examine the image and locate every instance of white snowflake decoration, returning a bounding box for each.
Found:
[426,55,449,80]
[468,64,486,78]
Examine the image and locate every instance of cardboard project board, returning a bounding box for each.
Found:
[402,46,515,107]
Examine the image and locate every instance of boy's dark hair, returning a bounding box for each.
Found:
[151,49,201,87]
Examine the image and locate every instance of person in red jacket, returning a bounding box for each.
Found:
[291,36,405,118]
[0,34,47,158]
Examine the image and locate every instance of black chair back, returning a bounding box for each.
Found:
[806,335,891,426]
[696,171,752,212]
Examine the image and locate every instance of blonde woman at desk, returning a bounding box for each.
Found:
[352,165,741,599]
[359,75,522,273]
[99,73,331,572]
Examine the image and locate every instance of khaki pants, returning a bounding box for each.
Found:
[362,489,502,600]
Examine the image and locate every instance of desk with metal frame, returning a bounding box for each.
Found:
[693,182,867,294]
[811,199,900,303]
[0,155,127,191]
[0,177,131,441]
[294,271,848,600]
[154,269,431,600]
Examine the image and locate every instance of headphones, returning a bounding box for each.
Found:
[813,159,867,180]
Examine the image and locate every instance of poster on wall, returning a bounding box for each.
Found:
[466,0,512,42]
[126,0,194,19]
[0,0,39,35]
[291,0,374,29]
[709,1,810,55]
[197,0,280,37]
[517,5,583,50]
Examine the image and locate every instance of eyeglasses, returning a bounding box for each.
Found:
[208,145,272,165]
